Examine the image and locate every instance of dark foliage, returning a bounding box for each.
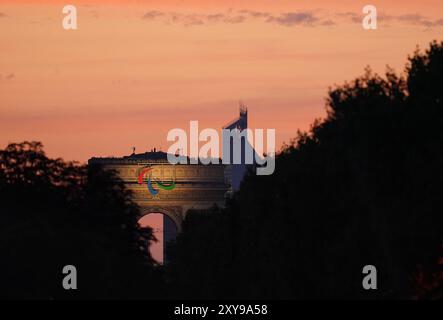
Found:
[166,41,443,299]
[0,142,164,299]
[2,41,442,300]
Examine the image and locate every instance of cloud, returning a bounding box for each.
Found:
[0,73,15,82]
[141,9,332,28]
[142,10,165,20]
[339,11,443,28]
[266,12,319,27]
[143,11,248,27]
[238,10,271,19]
[336,12,360,24]
[140,8,443,29]
[394,14,439,27]
[0,12,7,18]
[322,20,336,26]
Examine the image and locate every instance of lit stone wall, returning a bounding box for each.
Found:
[88,158,228,231]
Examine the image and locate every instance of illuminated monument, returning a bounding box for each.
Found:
[88,107,249,262]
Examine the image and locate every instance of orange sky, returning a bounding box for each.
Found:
[1,0,442,162]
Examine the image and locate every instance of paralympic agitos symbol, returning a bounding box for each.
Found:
[137,167,176,196]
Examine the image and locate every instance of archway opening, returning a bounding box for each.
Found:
[138,213,178,264]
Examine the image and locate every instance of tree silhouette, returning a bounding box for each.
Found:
[0,141,164,299]
[2,41,442,300]
[167,41,443,299]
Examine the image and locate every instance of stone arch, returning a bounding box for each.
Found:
[138,206,183,233]
[138,207,182,264]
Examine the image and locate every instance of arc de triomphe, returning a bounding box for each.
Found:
[88,107,247,233]
[88,154,228,232]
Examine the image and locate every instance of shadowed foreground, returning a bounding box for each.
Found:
[0,142,164,299]
[1,41,442,300]
[166,41,443,300]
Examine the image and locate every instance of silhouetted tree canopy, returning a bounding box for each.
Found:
[2,41,442,300]
[0,142,164,299]
[167,41,443,299]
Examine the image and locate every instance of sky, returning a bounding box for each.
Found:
[139,213,164,264]
[1,0,443,162]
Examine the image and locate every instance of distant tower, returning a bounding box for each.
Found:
[223,102,248,133]
[238,101,248,130]
[223,102,250,192]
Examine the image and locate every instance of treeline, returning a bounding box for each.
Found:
[0,142,164,299]
[166,41,443,299]
[1,41,442,300]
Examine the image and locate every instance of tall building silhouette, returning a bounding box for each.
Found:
[223,103,250,192]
